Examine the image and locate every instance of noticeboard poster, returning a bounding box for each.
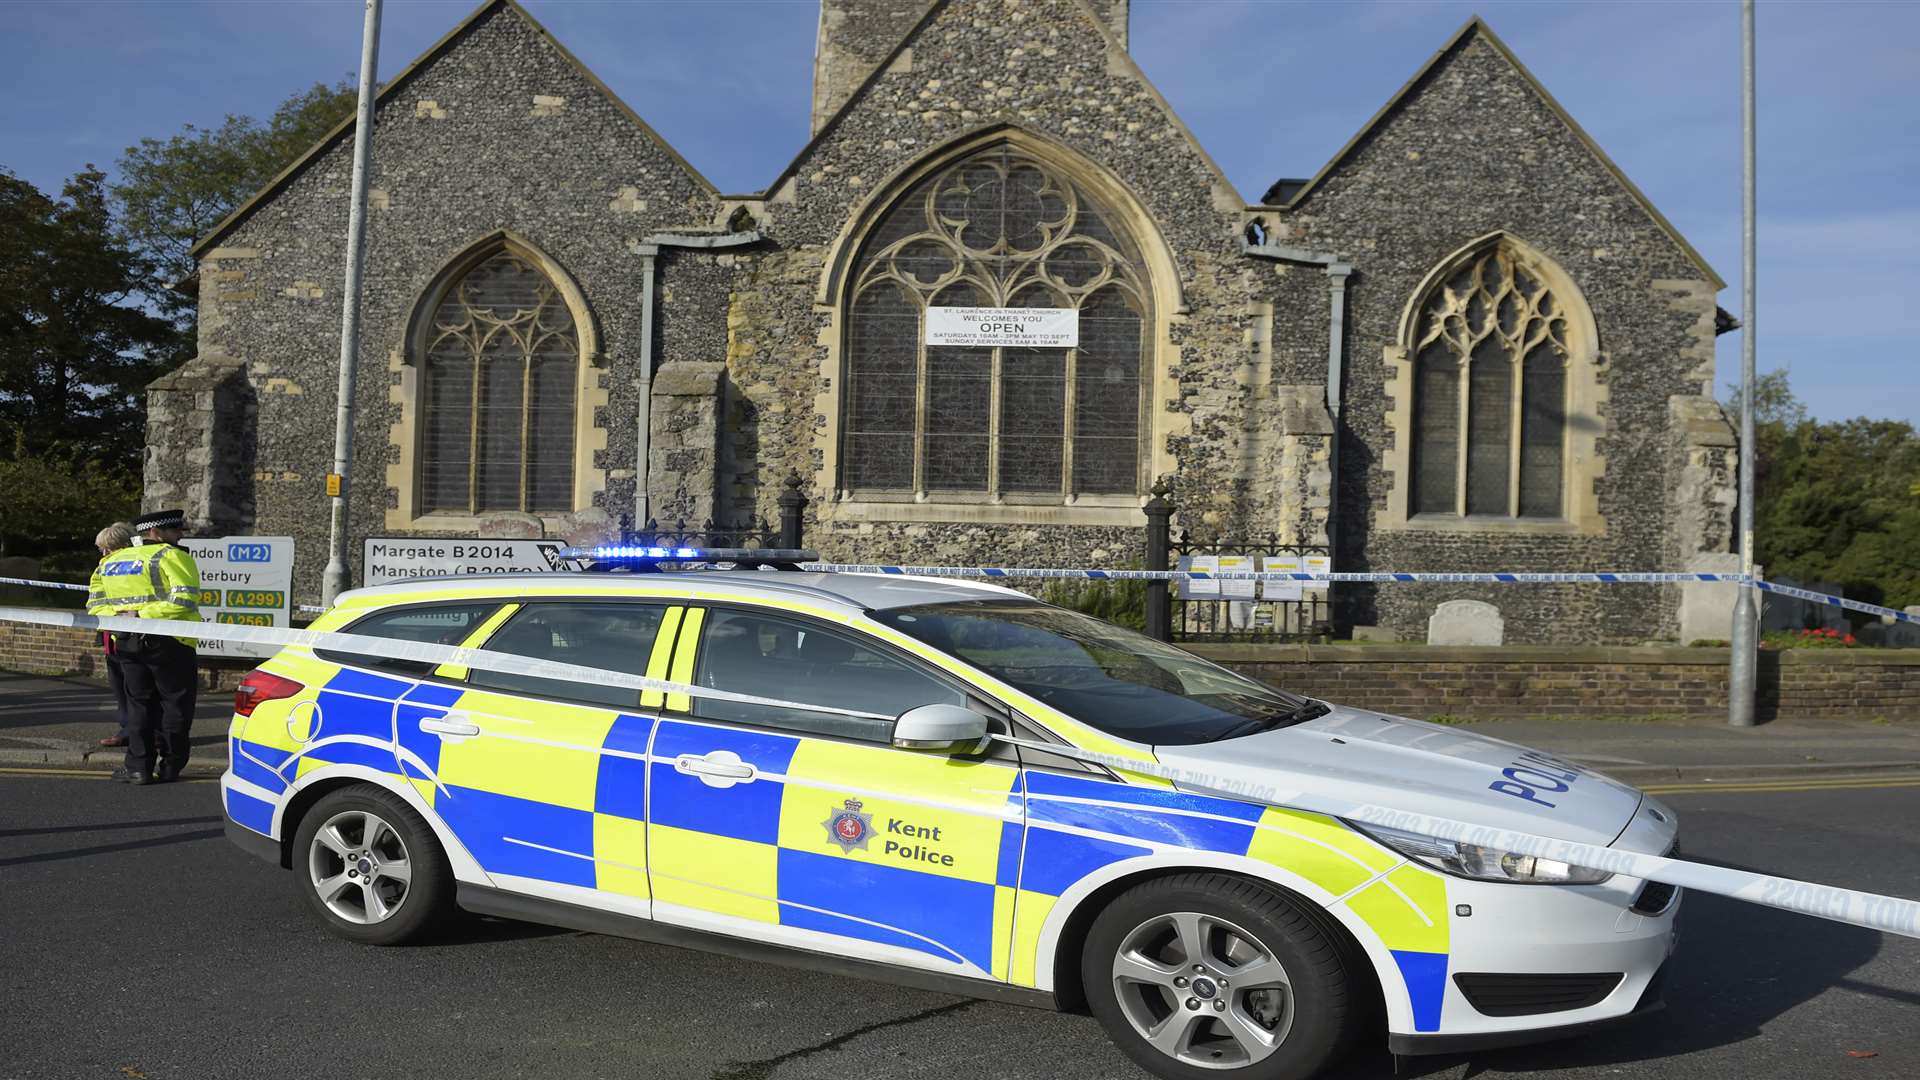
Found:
[1261,554,1303,602]
[179,536,295,658]
[1214,554,1258,601]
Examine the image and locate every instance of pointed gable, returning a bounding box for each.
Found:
[765,0,1246,248]
[1271,17,1721,288]
[190,0,715,259]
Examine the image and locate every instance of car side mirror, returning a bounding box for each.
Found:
[891,703,990,754]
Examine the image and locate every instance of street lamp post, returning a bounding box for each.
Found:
[1729,0,1759,727]
[321,0,384,609]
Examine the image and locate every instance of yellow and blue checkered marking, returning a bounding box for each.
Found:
[227,651,1450,1027]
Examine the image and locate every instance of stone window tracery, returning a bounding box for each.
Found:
[1409,244,1570,519]
[842,145,1151,499]
[418,250,579,515]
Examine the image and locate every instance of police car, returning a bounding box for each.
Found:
[221,550,1678,1080]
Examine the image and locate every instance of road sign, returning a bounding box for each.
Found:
[179,536,295,658]
[362,537,578,588]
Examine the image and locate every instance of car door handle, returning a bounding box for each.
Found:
[419,715,481,738]
[674,752,756,788]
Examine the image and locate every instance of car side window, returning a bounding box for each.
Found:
[691,609,965,742]
[320,602,503,676]
[466,602,667,708]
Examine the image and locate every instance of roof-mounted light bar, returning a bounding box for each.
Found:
[558,546,820,572]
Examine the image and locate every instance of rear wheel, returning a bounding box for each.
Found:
[1083,874,1361,1079]
[293,785,451,945]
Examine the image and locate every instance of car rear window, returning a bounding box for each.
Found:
[319,602,503,677]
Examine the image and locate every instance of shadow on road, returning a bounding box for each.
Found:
[418,914,576,948]
[0,814,222,839]
[1323,889,1885,1078]
[0,827,225,868]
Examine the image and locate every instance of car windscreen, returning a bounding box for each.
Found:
[871,600,1314,745]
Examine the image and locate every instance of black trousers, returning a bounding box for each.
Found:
[104,650,132,737]
[117,634,198,777]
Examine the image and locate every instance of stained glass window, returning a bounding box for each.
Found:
[419,251,579,514]
[842,146,1151,498]
[1408,244,1570,519]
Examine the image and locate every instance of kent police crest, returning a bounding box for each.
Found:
[824,798,872,853]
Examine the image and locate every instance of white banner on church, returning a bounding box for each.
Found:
[925,306,1078,348]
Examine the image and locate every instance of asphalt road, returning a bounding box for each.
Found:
[2,773,1915,1080]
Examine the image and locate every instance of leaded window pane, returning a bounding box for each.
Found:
[844,284,918,489]
[1075,286,1143,494]
[1519,344,1566,518]
[1466,336,1512,515]
[1408,243,1571,519]
[1410,342,1460,515]
[1000,286,1067,493]
[419,250,580,514]
[843,144,1151,498]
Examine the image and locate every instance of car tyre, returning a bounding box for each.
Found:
[1083,873,1362,1080]
[293,785,452,945]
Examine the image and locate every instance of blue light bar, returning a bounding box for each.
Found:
[556,545,820,567]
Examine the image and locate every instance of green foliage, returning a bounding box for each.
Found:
[1729,371,1920,613]
[110,79,356,323]
[0,169,177,462]
[0,431,141,565]
[1039,578,1148,631]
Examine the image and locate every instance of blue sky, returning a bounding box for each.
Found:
[3,0,1913,423]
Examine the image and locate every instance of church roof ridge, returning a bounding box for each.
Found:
[189,0,718,260]
[1259,15,1723,290]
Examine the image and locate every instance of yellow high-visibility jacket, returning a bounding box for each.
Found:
[88,543,202,646]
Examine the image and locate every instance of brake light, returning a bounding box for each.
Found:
[235,670,304,717]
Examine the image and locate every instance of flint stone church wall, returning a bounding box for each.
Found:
[1252,32,1732,644]
[154,0,1735,644]
[161,3,719,599]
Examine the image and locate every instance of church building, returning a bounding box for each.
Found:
[151,0,1737,643]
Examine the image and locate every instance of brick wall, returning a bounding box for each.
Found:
[0,618,254,689]
[1190,645,1920,722]
[0,623,109,679]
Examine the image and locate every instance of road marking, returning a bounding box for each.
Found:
[1646,776,1920,796]
[0,767,112,780]
[0,766,214,784]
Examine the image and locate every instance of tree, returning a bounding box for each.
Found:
[0,431,141,570]
[0,168,177,462]
[1728,372,1920,612]
[111,79,355,324]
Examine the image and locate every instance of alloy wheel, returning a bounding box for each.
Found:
[1110,910,1295,1069]
[307,809,413,925]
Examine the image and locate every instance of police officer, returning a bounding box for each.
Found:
[87,509,202,785]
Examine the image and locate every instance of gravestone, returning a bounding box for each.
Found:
[1428,599,1504,646]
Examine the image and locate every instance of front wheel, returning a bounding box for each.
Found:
[1083,874,1362,1080]
[293,785,452,945]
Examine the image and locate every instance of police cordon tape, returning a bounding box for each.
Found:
[0,604,890,723]
[787,563,1920,627]
[9,567,1918,625]
[0,575,326,614]
[0,601,1916,942]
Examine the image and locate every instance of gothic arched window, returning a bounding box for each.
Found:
[1408,243,1573,519]
[841,145,1152,499]
[417,250,580,514]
